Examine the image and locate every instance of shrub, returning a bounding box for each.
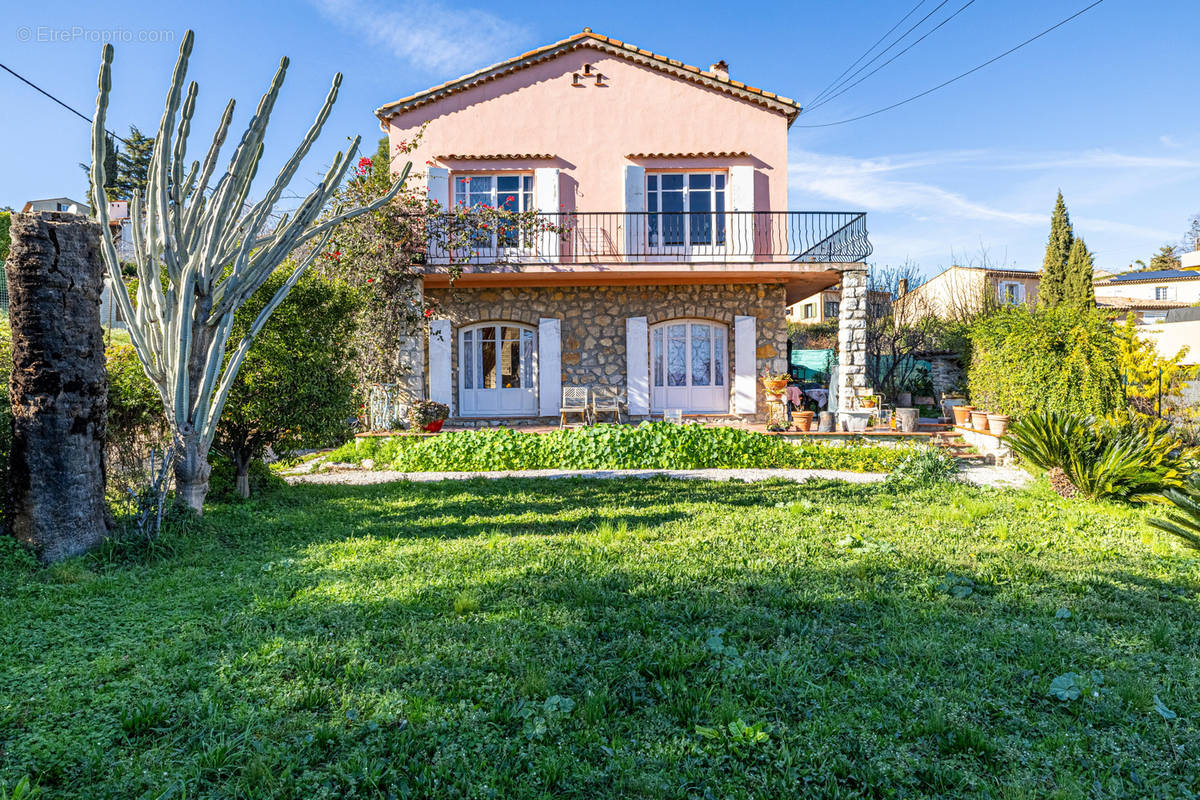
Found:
[106,341,170,503]
[968,305,1120,418]
[0,322,11,517]
[885,445,959,487]
[1006,410,1192,501]
[407,400,449,429]
[214,270,359,498]
[328,423,914,473]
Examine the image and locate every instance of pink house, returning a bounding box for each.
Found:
[375,29,872,423]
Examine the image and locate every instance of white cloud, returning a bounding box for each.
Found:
[310,0,529,74]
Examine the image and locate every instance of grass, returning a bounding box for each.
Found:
[1,477,1198,798]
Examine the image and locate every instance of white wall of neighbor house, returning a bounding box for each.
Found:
[1141,320,1200,366]
[1096,279,1200,303]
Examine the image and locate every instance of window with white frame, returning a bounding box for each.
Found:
[650,320,728,413]
[1155,286,1170,301]
[998,281,1025,305]
[453,174,534,248]
[646,172,727,249]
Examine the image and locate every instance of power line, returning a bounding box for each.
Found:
[809,0,953,110]
[806,0,981,114]
[793,0,1106,129]
[808,0,929,107]
[0,60,129,145]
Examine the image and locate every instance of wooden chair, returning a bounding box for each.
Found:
[560,386,590,428]
[591,385,623,424]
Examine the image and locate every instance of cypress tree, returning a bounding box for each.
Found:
[1040,191,1074,307]
[112,126,155,201]
[1064,236,1095,307]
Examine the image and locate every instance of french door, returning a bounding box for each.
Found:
[646,172,727,256]
[650,320,728,413]
[459,323,537,416]
[453,174,535,251]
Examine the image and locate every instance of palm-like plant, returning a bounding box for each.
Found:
[1149,474,1200,551]
[1006,411,1190,501]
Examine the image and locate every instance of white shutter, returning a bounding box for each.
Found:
[728,165,755,262]
[625,317,649,416]
[426,166,449,206]
[734,315,757,414]
[428,319,453,412]
[534,167,560,262]
[623,165,646,258]
[538,317,562,417]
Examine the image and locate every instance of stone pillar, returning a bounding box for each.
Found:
[837,266,869,414]
[6,212,108,563]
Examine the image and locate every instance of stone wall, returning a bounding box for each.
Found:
[836,266,869,412]
[425,283,788,420]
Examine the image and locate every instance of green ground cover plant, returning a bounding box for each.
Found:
[1,477,1197,798]
[329,423,912,473]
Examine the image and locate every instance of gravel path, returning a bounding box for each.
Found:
[285,463,1032,489]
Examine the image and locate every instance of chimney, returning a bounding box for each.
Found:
[709,60,729,80]
[897,278,909,298]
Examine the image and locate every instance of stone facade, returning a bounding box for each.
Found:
[836,266,869,412]
[425,283,789,421]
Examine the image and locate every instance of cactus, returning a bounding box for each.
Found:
[90,30,411,511]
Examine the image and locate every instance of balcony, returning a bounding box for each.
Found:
[420,211,872,267]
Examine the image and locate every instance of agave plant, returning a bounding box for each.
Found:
[1149,474,1200,551]
[1006,411,1191,501]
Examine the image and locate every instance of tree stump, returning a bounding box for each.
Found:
[6,212,108,563]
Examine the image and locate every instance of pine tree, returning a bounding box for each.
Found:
[1064,236,1095,307]
[1039,190,1074,307]
[79,133,119,209]
[1148,244,1181,272]
[112,126,155,200]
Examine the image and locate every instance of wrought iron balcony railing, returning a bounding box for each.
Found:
[420,211,871,266]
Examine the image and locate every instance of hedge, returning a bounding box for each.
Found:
[967,305,1120,419]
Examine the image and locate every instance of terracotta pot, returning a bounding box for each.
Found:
[859,395,878,409]
[795,410,815,432]
[422,418,445,433]
[969,410,989,431]
[952,405,974,427]
[987,414,1011,437]
[762,378,788,395]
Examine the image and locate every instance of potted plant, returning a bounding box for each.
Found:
[407,400,450,433]
[795,409,815,432]
[858,393,879,409]
[969,409,989,432]
[952,404,974,427]
[761,370,789,395]
[987,413,1011,436]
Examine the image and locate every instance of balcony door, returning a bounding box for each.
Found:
[646,173,727,258]
[650,320,728,413]
[459,323,537,416]
[453,174,535,254]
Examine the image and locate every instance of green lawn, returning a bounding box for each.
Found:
[1,478,1198,799]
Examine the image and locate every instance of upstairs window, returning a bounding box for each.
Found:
[646,172,727,249]
[824,300,840,318]
[453,174,534,247]
[998,281,1025,305]
[1155,286,1170,301]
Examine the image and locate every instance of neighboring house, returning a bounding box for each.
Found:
[1141,306,1200,366]
[1094,295,1189,324]
[787,285,891,324]
[894,265,1039,321]
[1093,260,1200,307]
[22,197,90,216]
[376,29,871,422]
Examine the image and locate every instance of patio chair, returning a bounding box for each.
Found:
[560,386,590,428]
[591,385,623,424]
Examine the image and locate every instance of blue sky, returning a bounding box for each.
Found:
[2,0,1198,276]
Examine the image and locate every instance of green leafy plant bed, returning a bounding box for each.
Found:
[1,479,1198,797]
[328,422,911,472]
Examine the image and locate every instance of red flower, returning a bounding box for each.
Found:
[355,156,373,176]
[424,308,434,318]
[506,195,515,202]
[367,277,374,283]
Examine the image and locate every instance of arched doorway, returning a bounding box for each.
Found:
[650,320,729,413]
[458,322,537,416]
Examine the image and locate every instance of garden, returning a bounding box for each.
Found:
[2,477,1199,798]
